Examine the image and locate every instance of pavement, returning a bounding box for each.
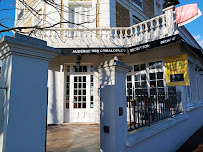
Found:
[46,124,100,152]
[46,124,203,152]
[177,126,203,152]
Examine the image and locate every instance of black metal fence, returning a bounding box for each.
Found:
[127,87,182,131]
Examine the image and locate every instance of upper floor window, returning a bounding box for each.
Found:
[18,1,25,20]
[155,0,163,16]
[69,5,91,28]
[132,15,142,25]
[132,0,143,8]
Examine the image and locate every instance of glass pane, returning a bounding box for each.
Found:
[78,96,81,101]
[157,80,164,87]
[156,61,163,69]
[74,83,77,88]
[74,76,77,82]
[140,64,146,70]
[91,96,93,101]
[91,75,93,82]
[82,103,86,108]
[90,102,94,108]
[79,76,82,82]
[83,90,86,95]
[135,82,141,88]
[157,72,163,79]
[141,81,146,87]
[66,103,69,109]
[73,66,76,72]
[134,65,139,71]
[67,75,69,82]
[90,66,94,72]
[75,67,79,72]
[79,66,82,72]
[83,96,86,101]
[83,76,86,82]
[79,83,81,88]
[66,89,69,95]
[67,66,70,72]
[83,66,87,72]
[74,96,77,101]
[141,74,146,80]
[150,81,156,87]
[150,73,156,80]
[74,103,77,108]
[149,62,156,69]
[83,83,86,88]
[78,90,81,95]
[74,90,77,95]
[127,76,131,81]
[127,83,132,88]
[135,75,140,81]
[78,103,82,108]
[67,83,69,89]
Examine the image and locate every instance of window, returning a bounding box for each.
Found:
[73,66,87,72]
[132,0,143,8]
[127,61,166,101]
[73,76,87,109]
[66,75,70,108]
[69,5,91,28]
[18,1,24,19]
[132,15,142,25]
[90,75,94,108]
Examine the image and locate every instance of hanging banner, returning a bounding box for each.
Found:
[165,54,189,86]
[175,3,202,27]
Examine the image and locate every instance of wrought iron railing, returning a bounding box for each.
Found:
[127,87,182,131]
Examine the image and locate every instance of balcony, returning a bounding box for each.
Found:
[29,6,179,49]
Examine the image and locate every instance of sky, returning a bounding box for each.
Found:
[0,0,203,66]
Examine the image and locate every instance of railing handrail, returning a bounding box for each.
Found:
[36,13,167,32]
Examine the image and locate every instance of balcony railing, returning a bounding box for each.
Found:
[29,6,178,48]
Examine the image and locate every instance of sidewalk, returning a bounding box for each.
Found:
[46,124,100,152]
[177,126,203,152]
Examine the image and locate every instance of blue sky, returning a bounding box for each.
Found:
[0,0,203,66]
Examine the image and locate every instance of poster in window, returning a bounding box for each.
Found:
[165,54,189,86]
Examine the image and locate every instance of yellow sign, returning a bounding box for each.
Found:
[165,54,189,86]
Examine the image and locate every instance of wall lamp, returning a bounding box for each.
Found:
[76,55,82,69]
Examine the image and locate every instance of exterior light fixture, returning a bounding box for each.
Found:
[164,0,180,8]
[76,55,82,69]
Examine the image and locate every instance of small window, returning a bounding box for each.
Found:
[149,61,163,69]
[66,75,70,109]
[134,64,146,72]
[73,66,88,72]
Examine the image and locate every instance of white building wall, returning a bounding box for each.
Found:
[47,57,64,124]
[126,106,203,152]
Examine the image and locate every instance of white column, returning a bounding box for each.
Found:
[163,5,178,36]
[99,0,116,27]
[97,58,132,152]
[0,34,60,152]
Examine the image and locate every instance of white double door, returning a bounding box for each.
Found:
[69,75,93,122]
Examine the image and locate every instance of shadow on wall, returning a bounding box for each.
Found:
[0,57,11,151]
[50,65,58,124]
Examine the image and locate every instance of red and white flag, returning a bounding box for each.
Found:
[175,3,202,26]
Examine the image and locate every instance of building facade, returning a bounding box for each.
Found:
[14,0,203,126]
